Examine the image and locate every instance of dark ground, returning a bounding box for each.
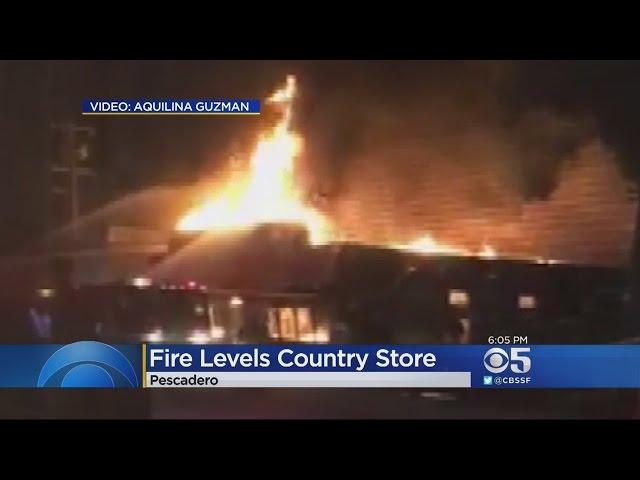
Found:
[0,388,636,419]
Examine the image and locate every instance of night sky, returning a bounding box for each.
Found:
[1,60,640,256]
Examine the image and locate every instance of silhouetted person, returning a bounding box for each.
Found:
[443,318,468,344]
[28,299,52,342]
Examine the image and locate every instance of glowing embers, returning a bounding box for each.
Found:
[391,234,500,259]
[393,234,469,257]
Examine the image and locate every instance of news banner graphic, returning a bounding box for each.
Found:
[4,342,640,388]
[130,344,640,388]
[82,99,261,115]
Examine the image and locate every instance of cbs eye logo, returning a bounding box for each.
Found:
[483,347,531,374]
[37,341,138,388]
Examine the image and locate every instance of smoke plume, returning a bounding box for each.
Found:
[298,61,637,266]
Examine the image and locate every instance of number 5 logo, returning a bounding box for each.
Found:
[483,347,531,374]
[510,347,531,374]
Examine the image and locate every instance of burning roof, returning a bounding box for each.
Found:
[173,75,638,268]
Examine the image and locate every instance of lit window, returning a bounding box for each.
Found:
[130,277,151,288]
[279,308,297,340]
[229,296,244,307]
[449,289,469,307]
[296,308,313,337]
[266,306,328,342]
[267,308,279,339]
[37,288,55,299]
[518,294,536,310]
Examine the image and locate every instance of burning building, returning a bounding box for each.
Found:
[150,74,635,343]
[11,73,634,345]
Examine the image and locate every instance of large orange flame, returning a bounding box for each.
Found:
[394,234,469,256]
[390,234,498,259]
[176,76,504,258]
[176,75,332,245]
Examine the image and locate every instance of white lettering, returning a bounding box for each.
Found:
[200,349,213,368]
[151,348,192,368]
[376,349,437,368]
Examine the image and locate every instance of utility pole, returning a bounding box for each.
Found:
[50,123,97,244]
[48,123,97,290]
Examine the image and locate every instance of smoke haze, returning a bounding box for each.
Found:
[294,61,637,266]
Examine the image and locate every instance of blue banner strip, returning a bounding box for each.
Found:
[3,343,640,388]
[145,344,640,388]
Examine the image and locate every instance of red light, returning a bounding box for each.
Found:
[187,281,197,289]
